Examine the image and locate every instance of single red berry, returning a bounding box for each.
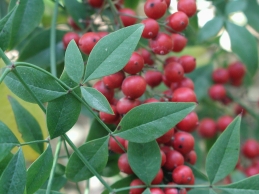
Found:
[198,118,217,138]
[123,52,144,74]
[129,179,145,194]
[165,0,171,8]
[63,32,80,49]
[141,18,160,39]
[172,132,195,155]
[164,150,184,171]
[242,139,259,159]
[160,150,166,167]
[164,182,187,194]
[118,153,134,174]
[119,8,137,26]
[144,98,160,103]
[151,168,164,184]
[167,11,189,32]
[164,62,184,82]
[171,33,187,52]
[137,48,154,65]
[228,61,246,80]
[144,0,167,20]
[149,33,173,55]
[121,76,146,99]
[116,97,141,114]
[165,57,180,68]
[79,32,100,55]
[230,77,243,87]
[217,115,233,132]
[145,71,163,88]
[170,77,194,91]
[109,136,126,154]
[67,17,81,31]
[162,75,172,88]
[177,0,197,17]
[150,188,165,194]
[99,105,119,124]
[245,165,259,177]
[88,0,104,8]
[208,84,226,101]
[176,112,199,133]
[184,150,197,165]
[172,87,197,102]
[156,128,175,144]
[97,31,109,38]
[212,68,229,84]
[172,165,193,184]
[102,71,125,89]
[93,80,114,102]
[179,55,196,73]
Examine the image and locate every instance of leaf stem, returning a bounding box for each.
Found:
[46,137,62,194]
[18,139,49,146]
[0,68,11,84]
[0,48,12,66]
[106,0,124,28]
[62,134,113,192]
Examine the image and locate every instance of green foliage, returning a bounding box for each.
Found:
[86,119,110,142]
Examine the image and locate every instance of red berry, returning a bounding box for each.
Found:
[88,0,104,8]
[164,182,187,194]
[172,87,197,102]
[109,136,126,154]
[99,105,119,124]
[151,168,164,184]
[177,0,197,17]
[164,62,184,82]
[121,76,146,99]
[208,84,226,101]
[164,150,184,171]
[116,97,141,114]
[119,8,137,26]
[228,61,246,80]
[165,56,180,66]
[167,11,189,32]
[67,17,81,31]
[93,80,114,102]
[198,118,217,138]
[162,75,172,88]
[129,179,145,194]
[150,188,165,194]
[172,132,195,155]
[179,55,196,73]
[144,0,167,20]
[141,18,160,39]
[184,150,197,165]
[102,71,125,89]
[242,139,259,159]
[79,32,100,55]
[176,112,199,133]
[212,68,229,84]
[144,98,160,103]
[245,165,259,177]
[171,33,187,52]
[137,48,154,65]
[172,165,193,184]
[97,31,109,38]
[63,32,80,49]
[149,33,173,55]
[217,115,233,132]
[170,77,194,91]
[145,71,163,88]
[118,153,134,174]
[156,128,175,144]
[123,52,144,74]
[160,150,166,166]
[165,0,171,8]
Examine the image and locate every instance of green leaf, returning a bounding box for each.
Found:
[41,176,67,191]
[225,0,247,15]
[18,30,66,69]
[226,21,258,77]
[128,141,160,185]
[66,136,109,182]
[230,170,246,183]
[124,0,140,9]
[0,0,8,19]
[186,163,209,184]
[244,0,259,32]
[101,154,120,177]
[205,115,241,184]
[142,188,151,194]
[26,145,53,194]
[0,148,26,194]
[64,40,84,83]
[115,102,196,143]
[35,189,64,194]
[216,174,259,193]
[0,5,17,51]
[84,24,144,82]
[4,67,66,103]
[188,189,217,194]
[197,17,223,42]
[8,0,44,48]
[9,96,44,154]
[81,87,113,114]
[0,121,19,161]
[0,152,13,176]
[86,119,109,142]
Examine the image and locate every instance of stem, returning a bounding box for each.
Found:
[18,139,49,146]
[0,67,11,84]
[50,0,65,10]
[46,138,62,194]
[0,48,12,66]
[63,134,113,193]
[50,0,59,77]
[106,0,124,28]
[84,179,90,194]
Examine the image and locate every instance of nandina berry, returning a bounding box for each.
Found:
[116,97,141,114]
[164,62,184,82]
[149,33,173,55]
[164,182,187,194]
[119,8,137,26]
[228,61,246,80]
[93,80,114,102]
[97,31,109,38]
[129,179,145,194]
[108,136,126,153]
[160,150,166,166]
[208,84,226,101]
[118,153,134,174]
[184,150,197,165]
[162,75,172,88]
[172,165,193,184]
[144,0,167,20]
[165,57,180,67]
[62,32,80,49]
[177,0,197,17]
[167,11,189,32]
[245,165,259,177]
[179,55,196,73]
[123,52,144,74]
[172,87,197,102]
[165,0,171,8]
[217,115,233,132]
[156,128,175,144]
[141,18,160,39]
[121,76,146,99]
[198,118,217,138]
[88,0,104,8]
[79,32,100,55]
[151,168,164,184]
[212,68,229,84]
[67,17,81,31]
[99,105,119,124]
[144,98,160,103]
[172,132,195,155]
[164,150,184,171]
[150,188,165,194]
[170,77,194,91]
[145,70,163,88]
[102,71,125,89]
[171,33,187,52]
[242,139,259,159]
[137,48,154,65]
[176,112,199,133]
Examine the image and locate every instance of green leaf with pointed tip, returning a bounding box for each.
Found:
[216,174,259,193]
[226,21,258,77]
[5,67,66,103]
[115,102,196,143]
[9,96,44,154]
[81,87,113,114]
[84,24,144,82]
[0,5,17,51]
[8,0,44,48]
[26,145,53,194]
[41,176,67,191]
[35,190,64,194]
[206,115,241,184]
[0,148,26,194]
[244,0,259,32]
[128,141,160,185]
[0,0,8,19]
[0,121,19,161]
[101,154,120,177]
[230,170,246,183]
[66,136,109,182]
[65,40,84,83]
[186,163,209,184]
[197,17,223,42]
[142,188,151,194]
[86,119,110,142]
[0,152,13,176]
[225,0,247,15]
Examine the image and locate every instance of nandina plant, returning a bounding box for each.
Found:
[0,0,259,194]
